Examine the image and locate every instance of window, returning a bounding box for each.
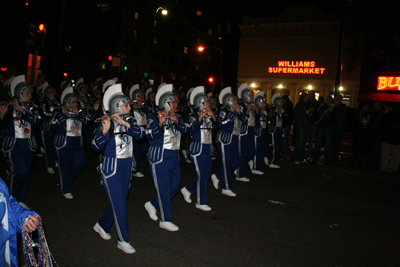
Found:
[132,45,140,56]
[152,36,158,45]
[99,61,105,70]
[170,73,176,80]
[182,60,190,69]
[183,46,188,54]
[208,29,212,36]
[169,57,179,65]
[134,12,139,20]
[195,64,200,71]
[133,29,138,38]
[196,10,202,17]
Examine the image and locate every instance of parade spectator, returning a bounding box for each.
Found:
[352,101,371,165]
[378,104,400,174]
[313,96,335,164]
[367,101,386,168]
[280,95,293,161]
[304,90,320,161]
[332,95,347,163]
[294,92,312,164]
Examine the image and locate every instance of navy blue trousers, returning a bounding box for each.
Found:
[237,127,255,178]
[186,144,212,205]
[56,137,85,194]
[42,129,57,168]
[99,158,132,242]
[215,135,239,190]
[150,149,181,222]
[133,138,149,173]
[267,128,283,165]
[253,129,269,170]
[8,139,34,203]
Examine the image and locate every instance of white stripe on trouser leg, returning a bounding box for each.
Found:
[271,133,276,164]
[56,149,64,194]
[8,152,15,193]
[102,174,124,242]
[193,155,201,204]
[151,163,165,222]
[221,144,230,190]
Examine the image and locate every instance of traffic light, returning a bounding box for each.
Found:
[37,23,45,32]
[208,77,214,83]
[108,55,113,61]
[63,73,68,77]
[123,66,127,71]
[35,22,46,51]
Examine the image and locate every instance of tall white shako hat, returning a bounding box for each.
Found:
[157,82,167,92]
[237,83,252,103]
[129,84,142,100]
[190,86,209,110]
[4,76,15,100]
[219,86,236,108]
[254,90,266,108]
[186,87,195,101]
[145,87,155,101]
[60,80,68,92]
[155,84,177,112]
[271,92,284,106]
[61,86,78,106]
[38,81,49,99]
[103,84,130,115]
[75,78,85,93]
[11,75,32,103]
[102,79,116,93]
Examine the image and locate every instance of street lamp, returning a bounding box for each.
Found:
[147,7,168,79]
[197,45,223,90]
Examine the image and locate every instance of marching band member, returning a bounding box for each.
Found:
[236,83,257,182]
[211,87,246,197]
[144,84,189,231]
[181,87,195,164]
[266,93,286,168]
[143,87,156,115]
[75,78,93,151]
[39,82,60,174]
[52,87,89,199]
[0,75,41,208]
[249,91,269,174]
[180,86,221,211]
[92,84,144,254]
[129,84,149,178]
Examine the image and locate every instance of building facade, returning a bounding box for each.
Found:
[238,6,361,107]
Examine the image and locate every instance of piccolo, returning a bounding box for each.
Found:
[94,113,131,123]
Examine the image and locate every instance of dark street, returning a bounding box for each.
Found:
[1,146,399,267]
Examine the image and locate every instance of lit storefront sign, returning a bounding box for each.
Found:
[377,76,400,91]
[268,61,326,74]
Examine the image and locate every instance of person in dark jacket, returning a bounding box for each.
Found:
[379,104,400,173]
[293,93,313,164]
[280,95,293,161]
[332,95,347,163]
[352,101,371,165]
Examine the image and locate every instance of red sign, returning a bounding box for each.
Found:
[268,61,325,74]
[0,67,7,71]
[377,76,400,91]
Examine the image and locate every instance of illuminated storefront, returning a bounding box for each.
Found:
[237,6,360,107]
[359,72,400,102]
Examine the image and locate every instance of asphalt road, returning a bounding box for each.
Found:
[1,146,399,267]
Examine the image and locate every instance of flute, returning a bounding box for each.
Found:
[94,113,131,123]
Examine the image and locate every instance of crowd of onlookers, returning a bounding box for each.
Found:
[280,90,400,174]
